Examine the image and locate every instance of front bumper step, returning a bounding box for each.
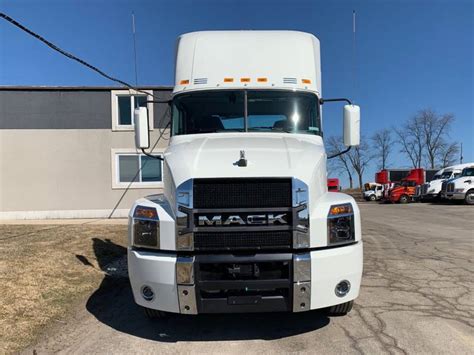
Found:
[177,253,310,314]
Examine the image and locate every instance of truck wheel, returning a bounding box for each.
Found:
[369,195,376,201]
[143,307,167,319]
[327,300,353,316]
[465,190,474,205]
[399,195,409,204]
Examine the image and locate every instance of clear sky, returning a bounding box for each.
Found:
[1,0,472,186]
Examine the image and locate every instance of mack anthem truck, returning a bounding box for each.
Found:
[128,31,362,318]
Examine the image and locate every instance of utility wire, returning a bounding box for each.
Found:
[0,11,173,218]
[0,12,168,102]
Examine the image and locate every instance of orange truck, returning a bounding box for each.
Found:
[388,168,426,203]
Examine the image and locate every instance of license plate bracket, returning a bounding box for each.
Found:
[228,295,262,305]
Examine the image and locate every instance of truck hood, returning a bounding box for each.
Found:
[427,179,443,190]
[447,175,472,186]
[164,132,326,188]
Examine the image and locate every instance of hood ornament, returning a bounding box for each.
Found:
[234,150,248,167]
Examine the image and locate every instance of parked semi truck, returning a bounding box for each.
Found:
[127,31,362,318]
[363,182,384,201]
[420,163,473,201]
[327,178,340,192]
[387,168,437,203]
[440,165,474,204]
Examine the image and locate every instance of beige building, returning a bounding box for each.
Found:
[0,86,172,219]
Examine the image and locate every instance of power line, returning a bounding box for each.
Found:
[1,11,173,218]
[0,12,168,101]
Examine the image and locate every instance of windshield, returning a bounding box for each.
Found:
[440,171,453,179]
[171,90,321,136]
[461,168,474,176]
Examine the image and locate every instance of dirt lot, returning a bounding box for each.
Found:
[2,203,473,354]
[0,221,127,354]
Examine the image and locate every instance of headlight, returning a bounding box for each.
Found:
[327,203,355,246]
[454,188,464,193]
[132,206,160,248]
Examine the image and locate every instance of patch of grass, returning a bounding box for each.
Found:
[0,223,127,354]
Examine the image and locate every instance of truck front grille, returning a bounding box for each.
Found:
[421,183,428,195]
[441,181,448,192]
[447,183,455,192]
[189,178,294,251]
[193,178,292,209]
[194,231,292,251]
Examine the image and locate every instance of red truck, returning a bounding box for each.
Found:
[375,169,412,200]
[327,178,340,192]
[388,168,426,203]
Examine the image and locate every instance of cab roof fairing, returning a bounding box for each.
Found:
[172,30,322,95]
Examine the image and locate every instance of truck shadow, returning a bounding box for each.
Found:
[84,238,331,342]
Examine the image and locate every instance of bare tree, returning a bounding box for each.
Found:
[326,136,353,189]
[347,138,371,189]
[438,142,459,167]
[394,114,424,168]
[418,109,455,168]
[395,109,456,169]
[371,128,393,169]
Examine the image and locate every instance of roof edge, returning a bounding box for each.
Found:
[0,85,173,91]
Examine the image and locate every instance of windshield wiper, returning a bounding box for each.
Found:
[249,126,292,133]
[215,129,245,132]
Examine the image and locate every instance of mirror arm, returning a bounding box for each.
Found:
[145,100,171,105]
[327,146,351,160]
[141,148,164,161]
[320,98,353,105]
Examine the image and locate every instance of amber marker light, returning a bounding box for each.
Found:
[134,206,158,220]
[224,78,234,82]
[257,77,268,82]
[302,79,311,84]
[328,204,353,216]
[179,79,189,85]
[240,78,251,82]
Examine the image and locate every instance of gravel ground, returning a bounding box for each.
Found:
[18,203,474,354]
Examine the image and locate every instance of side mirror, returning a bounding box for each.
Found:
[343,105,360,146]
[134,107,150,149]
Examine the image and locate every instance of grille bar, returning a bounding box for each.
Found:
[194,231,292,251]
[193,178,292,209]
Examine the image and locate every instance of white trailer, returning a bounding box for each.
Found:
[128,31,362,318]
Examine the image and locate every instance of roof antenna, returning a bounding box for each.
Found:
[131,12,139,100]
[352,10,358,104]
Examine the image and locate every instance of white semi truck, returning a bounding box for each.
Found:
[440,166,474,204]
[128,31,362,318]
[420,163,473,201]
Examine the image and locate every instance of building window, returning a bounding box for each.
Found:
[112,149,163,189]
[111,90,154,131]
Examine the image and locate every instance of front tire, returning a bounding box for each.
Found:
[399,195,409,204]
[327,300,353,316]
[143,307,167,319]
[369,195,376,201]
[465,190,474,205]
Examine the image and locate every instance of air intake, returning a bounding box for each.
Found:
[193,78,208,85]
